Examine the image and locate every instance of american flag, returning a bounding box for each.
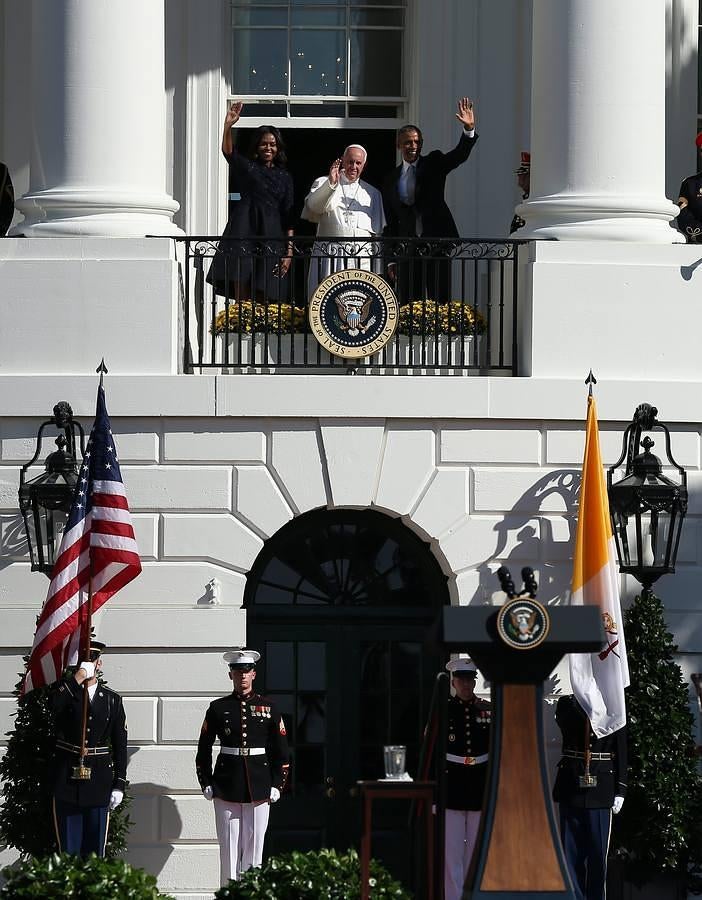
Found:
[21,385,141,695]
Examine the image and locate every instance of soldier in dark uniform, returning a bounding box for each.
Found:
[676,134,702,243]
[552,694,627,900]
[196,648,290,886]
[509,151,530,234]
[50,640,128,857]
[444,655,491,900]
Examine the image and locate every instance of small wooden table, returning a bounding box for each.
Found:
[358,779,435,900]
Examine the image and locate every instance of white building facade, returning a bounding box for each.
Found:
[1,1,702,897]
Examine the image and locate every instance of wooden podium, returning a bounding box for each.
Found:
[442,597,604,899]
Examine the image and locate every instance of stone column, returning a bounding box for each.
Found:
[15,0,180,236]
[518,0,681,241]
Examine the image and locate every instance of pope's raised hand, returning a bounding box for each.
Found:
[328,158,342,186]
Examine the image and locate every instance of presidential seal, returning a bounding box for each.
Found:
[496,598,550,650]
[309,269,399,359]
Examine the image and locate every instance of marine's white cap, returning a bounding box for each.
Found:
[446,654,477,674]
[223,648,261,667]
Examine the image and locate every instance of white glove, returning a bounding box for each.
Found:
[78,660,95,679]
[109,789,123,811]
[612,795,624,815]
[270,787,280,803]
[202,785,214,801]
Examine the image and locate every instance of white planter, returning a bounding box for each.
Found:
[220,333,476,373]
[377,335,475,369]
[222,333,349,371]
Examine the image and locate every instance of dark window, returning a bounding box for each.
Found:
[247,508,446,607]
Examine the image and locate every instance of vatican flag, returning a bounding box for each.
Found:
[569,394,629,737]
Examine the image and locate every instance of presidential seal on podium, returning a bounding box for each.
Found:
[496,597,551,650]
[309,269,399,359]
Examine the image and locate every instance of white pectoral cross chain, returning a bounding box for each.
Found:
[340,181,361,226]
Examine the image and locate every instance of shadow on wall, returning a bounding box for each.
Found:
[123,772,182,883]
[0,514,28,570]
[475,469,582,607]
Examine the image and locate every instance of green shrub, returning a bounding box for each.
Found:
[0,852,174,899]
[611,590,702,892]
[214,848,411,899]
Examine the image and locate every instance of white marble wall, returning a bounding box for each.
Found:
[1,403,701,895]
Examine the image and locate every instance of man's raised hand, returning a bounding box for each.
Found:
[455,96,475,131]
[328,158,342,186]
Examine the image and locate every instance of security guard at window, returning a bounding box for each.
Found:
[196,648,290,885]
[444,655,491,900]
[50,640,127,857]
[553,694,627,900]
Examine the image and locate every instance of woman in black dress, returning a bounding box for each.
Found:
[208,102,294,302]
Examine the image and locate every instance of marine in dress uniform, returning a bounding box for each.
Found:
[552,694,627,900]
[196,649,290,886]
[444,655,491,900]
[50,640,128,857]
[676,135,702,243]
[509,151,530,234]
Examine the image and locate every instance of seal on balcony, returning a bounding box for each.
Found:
[309,268,399,359]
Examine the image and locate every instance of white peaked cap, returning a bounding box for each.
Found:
[223,648,261,666]
[446,654,477,673]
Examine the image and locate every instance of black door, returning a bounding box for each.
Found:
[244,509,449,885]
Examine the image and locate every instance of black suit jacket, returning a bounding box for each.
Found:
[51,678,128,808]
[196,690,290,803]
[445,694,491,811]
[382,132,478,238]
[552,694,627,810]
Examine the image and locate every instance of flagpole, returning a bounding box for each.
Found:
[73,359,108,781]
[73,577,94,781]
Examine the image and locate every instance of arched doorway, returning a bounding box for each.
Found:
[244,508,449,875]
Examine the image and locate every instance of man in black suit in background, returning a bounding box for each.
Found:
[382,98,478,303]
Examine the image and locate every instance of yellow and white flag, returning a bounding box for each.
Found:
[569,394,629,737]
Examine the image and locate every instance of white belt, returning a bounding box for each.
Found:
[219,747,266,757]
[446,753,489,766]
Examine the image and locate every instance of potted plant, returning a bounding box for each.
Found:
[211,299,486,371]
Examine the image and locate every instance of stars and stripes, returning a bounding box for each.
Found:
[569,394,629,737]
[21,385,141,695]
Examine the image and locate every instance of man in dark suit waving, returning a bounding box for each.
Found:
[383,97,478,303]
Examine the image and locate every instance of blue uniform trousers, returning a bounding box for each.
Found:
[559,805,612,900]
[53,799,109,857]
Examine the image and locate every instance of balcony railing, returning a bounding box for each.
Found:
[176,236,524,375]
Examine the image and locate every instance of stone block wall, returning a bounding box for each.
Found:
[1,381,701,896]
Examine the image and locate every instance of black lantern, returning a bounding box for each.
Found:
[607,403,687,590]
[18,402,85,576]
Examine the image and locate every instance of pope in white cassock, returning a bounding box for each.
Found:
[302,145,386,298]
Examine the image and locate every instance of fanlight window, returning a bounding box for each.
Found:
[246,509,446,607]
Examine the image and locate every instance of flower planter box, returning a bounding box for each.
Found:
[219,333,478,373]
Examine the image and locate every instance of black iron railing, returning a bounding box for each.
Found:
[175,236,524,374]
